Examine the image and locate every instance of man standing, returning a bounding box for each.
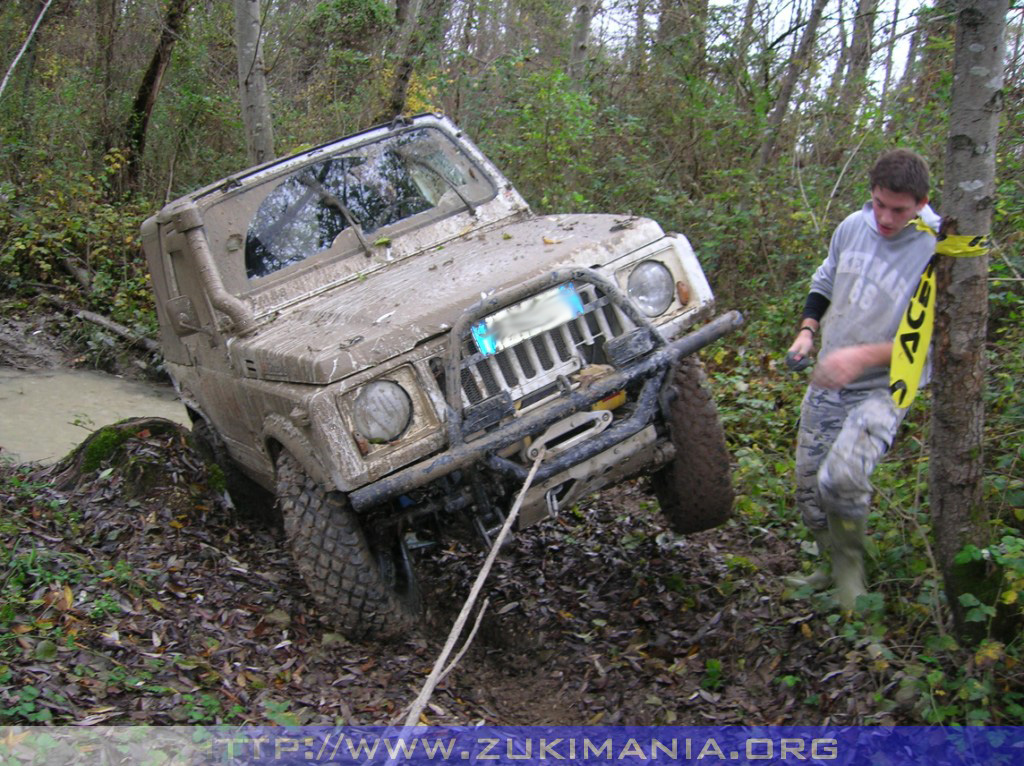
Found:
[786,149,940,611]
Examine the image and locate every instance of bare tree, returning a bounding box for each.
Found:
[758,0,830,167]
[932,0,1008,640]
[877,0,900,119]
[123,0,190,190]
[631,0,651,76]
[822,0,879,161]
[94,0,118,143]
[885,11,920,134]
[379,0,451,123]
[235,0,276,165]
[568,2,597,80]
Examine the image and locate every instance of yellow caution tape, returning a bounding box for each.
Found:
[890,223,989,407]
[936,233,990,258]
[890,257,936,408]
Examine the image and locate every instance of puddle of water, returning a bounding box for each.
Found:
[0,367,189,464]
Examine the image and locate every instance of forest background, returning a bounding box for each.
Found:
[0,0,1023,725]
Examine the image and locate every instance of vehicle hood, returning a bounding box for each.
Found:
[229,213,665,385]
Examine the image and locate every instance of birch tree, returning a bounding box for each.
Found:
[235,0,276,166]
[932,0,1008,639]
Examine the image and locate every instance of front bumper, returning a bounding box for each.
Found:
[348,308,743,513]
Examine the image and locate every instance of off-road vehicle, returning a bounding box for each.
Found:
[142,114,742,639]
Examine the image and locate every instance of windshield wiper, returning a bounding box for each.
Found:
[404,155,477,216]
[298,172,375,258]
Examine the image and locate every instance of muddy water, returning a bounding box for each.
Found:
[0,368,188,464]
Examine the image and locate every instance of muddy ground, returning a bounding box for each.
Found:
[0,311,917,727]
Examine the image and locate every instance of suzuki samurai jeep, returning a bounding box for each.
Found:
[142,114,742,639]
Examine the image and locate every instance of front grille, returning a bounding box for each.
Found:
[456,283,635,408]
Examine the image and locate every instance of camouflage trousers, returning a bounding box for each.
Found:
[795,385,908,531]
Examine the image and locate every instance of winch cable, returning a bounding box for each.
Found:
[395,447,547,731]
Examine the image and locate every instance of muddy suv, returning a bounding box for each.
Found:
[142,114,742,639]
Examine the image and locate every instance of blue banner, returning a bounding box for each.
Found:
[2,726,1023,765]
[209,726,1022,766]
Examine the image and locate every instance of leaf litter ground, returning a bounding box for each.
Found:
[0,419,920,727]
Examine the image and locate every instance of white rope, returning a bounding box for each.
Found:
[400,448,546,729]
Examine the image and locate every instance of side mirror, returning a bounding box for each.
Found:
[166,295,203,337]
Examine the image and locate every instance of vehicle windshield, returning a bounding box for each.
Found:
[244,127,493,279]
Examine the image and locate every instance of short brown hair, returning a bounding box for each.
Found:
[869,149,930,202]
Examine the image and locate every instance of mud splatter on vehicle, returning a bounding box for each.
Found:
[142,114,742,639]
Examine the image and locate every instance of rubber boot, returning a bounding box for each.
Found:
[784,527,833,591]
[828,514,867,611]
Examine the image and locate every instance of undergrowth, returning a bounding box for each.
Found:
[708,265,1024,724]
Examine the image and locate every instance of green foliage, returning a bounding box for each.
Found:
[475,66,596,212]
[0,460,253,725]
[711,273,1024,723]
[0,147,152,328]
[0,0,1021,727]
[701,658,724,691]
[308,0,393,45]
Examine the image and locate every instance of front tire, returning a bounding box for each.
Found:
[651,357,734,534]
[275,451,421,639]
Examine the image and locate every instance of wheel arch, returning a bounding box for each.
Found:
[262,413,332,488]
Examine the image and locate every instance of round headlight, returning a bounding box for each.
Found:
[627,260,675,317]
[353,381,413,443]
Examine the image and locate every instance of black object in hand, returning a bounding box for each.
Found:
[785,351,811,372]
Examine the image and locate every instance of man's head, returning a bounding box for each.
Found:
[868,149,930,238]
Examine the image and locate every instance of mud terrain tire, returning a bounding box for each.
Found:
[651,357,734,534]
[275,452,421,639]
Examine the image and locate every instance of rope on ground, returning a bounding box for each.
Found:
[400,448,547,729]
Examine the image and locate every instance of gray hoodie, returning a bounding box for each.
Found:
[810,201,940,391]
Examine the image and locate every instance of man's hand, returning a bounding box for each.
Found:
[786,325,817,371]
[812,343,893,389]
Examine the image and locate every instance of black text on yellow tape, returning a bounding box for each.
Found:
[889,229,989,408]
[890,257,936,408]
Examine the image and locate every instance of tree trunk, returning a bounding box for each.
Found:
[1007,13,1023,84]
[877,0,900,120]
[885,18,920,136]
[630,0,649,77]
[758,0,830,167]
[379,0,450,123]
[912,0,958,108]
[656,0,709,73]
[94,0,118,152]
[568,2,595,80]
[729,0,758,106]
[234,0,276,166]
[826,0,849,102]
[822,0,878,163]
[932,0,1008,641]
[123,0,190,191]
[841,0,879,102]
[0,0,53,102]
